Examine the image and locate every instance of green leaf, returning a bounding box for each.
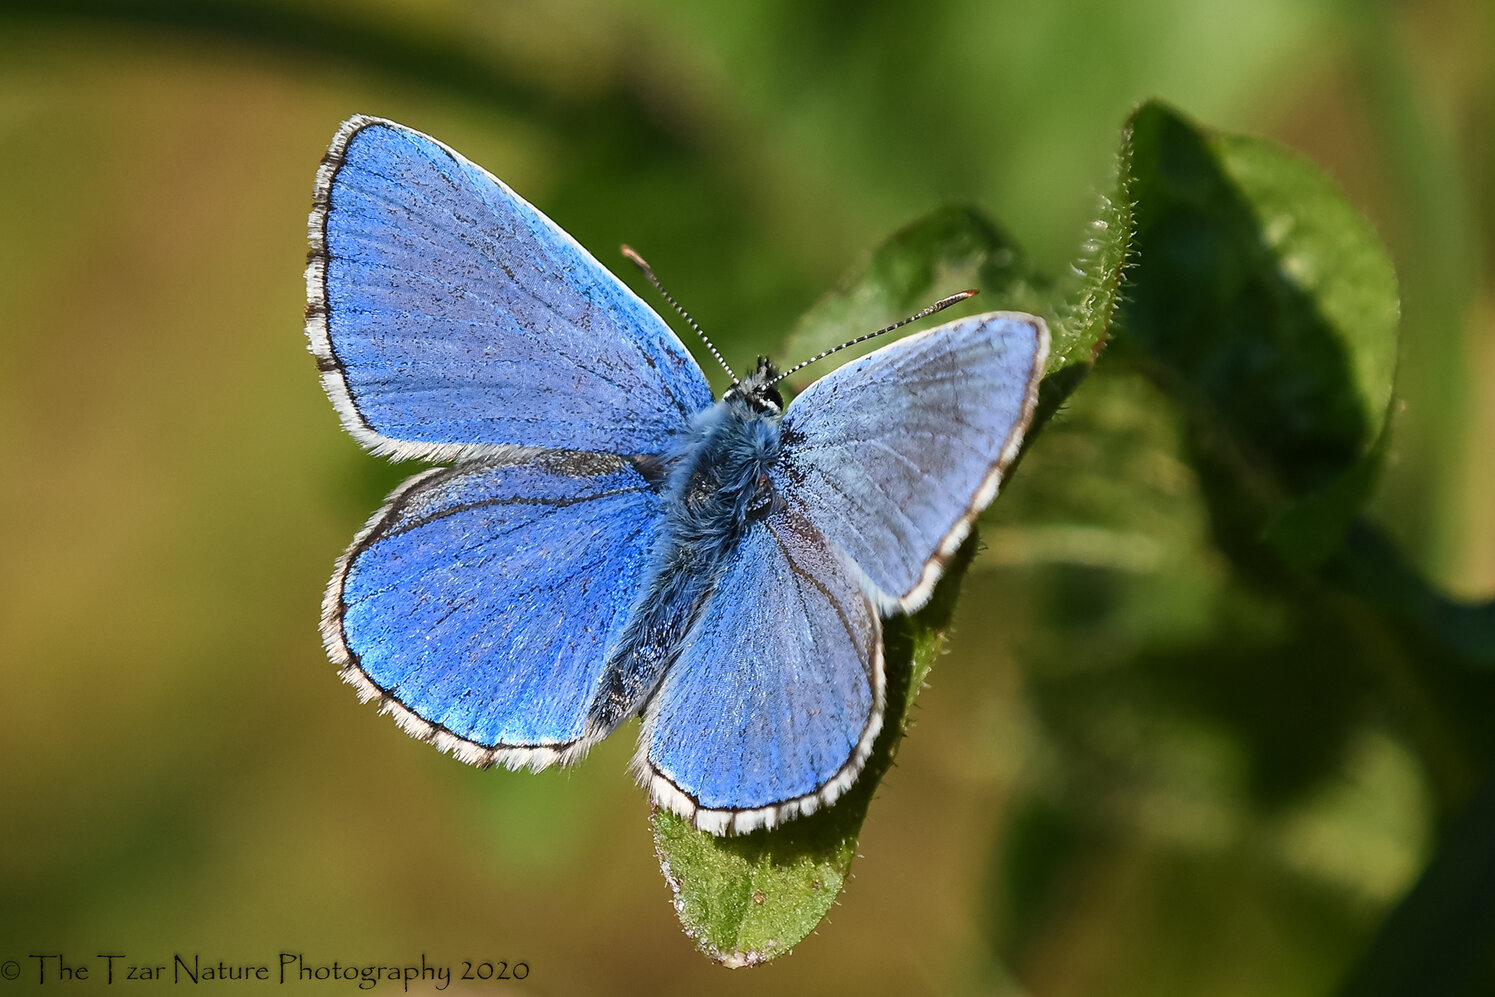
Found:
[1036,135,1136,428]
[650,540,974,966]
[781,204,1048,378]
[1118,100,1400,568]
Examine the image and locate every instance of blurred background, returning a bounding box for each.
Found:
[1,1,1491,994]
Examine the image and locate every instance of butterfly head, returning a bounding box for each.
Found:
[723,356,784,416]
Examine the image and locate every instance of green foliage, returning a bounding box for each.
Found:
[1112,104,1494,799]
[781,205,1050,376]
[1120,101,1399,568]
[986,101,1495,993]
[1039,140,1135,428]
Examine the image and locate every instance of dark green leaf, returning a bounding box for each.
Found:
[1326,524,1495,671]
[1119,100,1399,567]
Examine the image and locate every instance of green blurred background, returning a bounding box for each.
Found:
[1,1,1491,994]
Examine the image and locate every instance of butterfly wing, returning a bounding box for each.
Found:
[327,453,662,768]
[306,115,713,461]
[772,311,1048,612]
[638,509,883,834]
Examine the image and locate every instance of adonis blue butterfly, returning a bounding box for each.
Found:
[306,116,1049,834]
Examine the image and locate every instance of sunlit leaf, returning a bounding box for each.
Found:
[781,204,1046,378]
[1036,134,1136,427]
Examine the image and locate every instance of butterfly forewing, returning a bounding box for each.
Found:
[772,312,1048,612]
[307,116,713,463]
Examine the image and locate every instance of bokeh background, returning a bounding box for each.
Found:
[2,1,1492,994]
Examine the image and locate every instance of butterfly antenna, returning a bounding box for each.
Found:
[768,289,979,387]
[621,245,737,382]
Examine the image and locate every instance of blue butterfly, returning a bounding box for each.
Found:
[307,116,1049,834]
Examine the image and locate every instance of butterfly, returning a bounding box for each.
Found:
[306,115,1049,835]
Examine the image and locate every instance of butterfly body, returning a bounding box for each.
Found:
[586,363,785,735]
[308,116,1049,834]
[660,373,785,552]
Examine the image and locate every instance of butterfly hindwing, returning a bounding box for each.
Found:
[307,115,713,462]
[638,508,883,834]
[772,312,1048,612]
[327,452,662,768]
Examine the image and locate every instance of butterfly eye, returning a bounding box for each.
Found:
[746,473,781,520]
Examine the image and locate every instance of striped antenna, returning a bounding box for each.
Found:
[621,245,737,383]
[767,289,978,387]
